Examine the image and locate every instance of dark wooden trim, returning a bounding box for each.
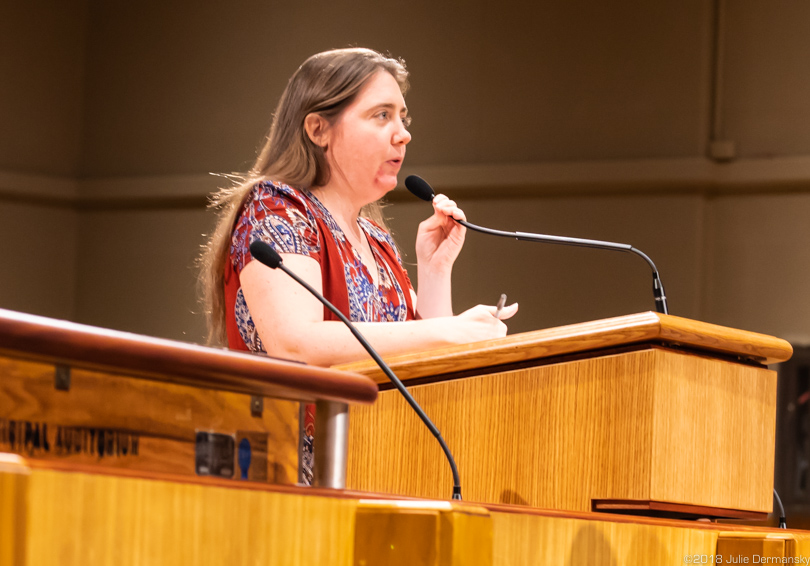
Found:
[0,308,377,404]
[591,499,768,521]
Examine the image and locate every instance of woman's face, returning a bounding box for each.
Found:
[323,71,411,201]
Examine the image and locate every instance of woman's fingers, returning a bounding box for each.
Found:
[432,193,467,222]
[495,303,519,320]
[453,302,519,341]
[477,303,519,320]
[466,302,519,321]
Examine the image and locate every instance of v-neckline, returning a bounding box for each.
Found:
[305,190,381,289]
[350,219,381,289]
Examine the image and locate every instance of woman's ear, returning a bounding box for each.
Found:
[304,113,330,148]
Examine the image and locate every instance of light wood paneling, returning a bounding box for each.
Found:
[2,461,357,566]
[649,350,776,510]
[337,312,792,384]
[490,511,719,566]
[0,455,28,566]
[716,533,789,562]
[787,533,810,561]
[716,531,810,563]
[347,348,776,514]
[354,500,492,566]
[0,355,298,483]
[5,456,810,566]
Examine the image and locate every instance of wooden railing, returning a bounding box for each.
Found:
[0,308,377,404]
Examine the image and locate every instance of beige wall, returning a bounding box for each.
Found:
[2,0,810,349]
[388,193,706,335]
[704,192,810,344]
[723,0,810,157]
[0,2,86,320]
[78,0,713,177]
[74,206,214,342]
[0,200,77,320]
[0,1,88,177]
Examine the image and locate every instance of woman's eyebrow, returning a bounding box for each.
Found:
[369,102,409,114]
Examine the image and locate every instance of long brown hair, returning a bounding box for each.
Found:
[199,48,409,345]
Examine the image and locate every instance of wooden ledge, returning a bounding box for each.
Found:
[335,312,793,384]
[5,456,798,535]
[0,308,377,405]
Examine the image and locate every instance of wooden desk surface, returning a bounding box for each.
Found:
[336,311,793,384]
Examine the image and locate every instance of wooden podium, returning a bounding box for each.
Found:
[339,312,793,519]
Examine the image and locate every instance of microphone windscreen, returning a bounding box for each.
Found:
[404,175,435,202]
[249,240,282,269]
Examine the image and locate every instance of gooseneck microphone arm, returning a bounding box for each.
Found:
[457,218,668,315]
[248,240,463,500]
[403,175,669,315]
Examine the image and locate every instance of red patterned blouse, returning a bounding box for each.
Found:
[223,180,417,484]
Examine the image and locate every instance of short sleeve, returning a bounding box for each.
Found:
[230,182,322,276]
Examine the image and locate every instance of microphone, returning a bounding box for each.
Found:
[404,175,669,315]
[248,239,463,500]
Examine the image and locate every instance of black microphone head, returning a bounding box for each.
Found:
[249,240,282,269]
[404,175,435,202]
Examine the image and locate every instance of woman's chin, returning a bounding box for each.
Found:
[375,176,399,195]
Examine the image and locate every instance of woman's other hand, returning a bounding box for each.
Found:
[415,194,467,273]
[445,302,519,343]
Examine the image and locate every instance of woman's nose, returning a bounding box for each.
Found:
[394,124,412,145]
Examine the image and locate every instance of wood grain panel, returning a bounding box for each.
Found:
[13,466,357,566]
[715,531,810,563]
[649,352,777,511]
[716,534,787,561]
[336,312,793,384]
[490,511,719,566]
[354,501,492,566]
[347,348,776,515]
[9,454,796,533]
[0,355,298,483]
[5,456,810,566]
[0,307,377,404]
[348,349,658,507]
[786,534,810,562]
[0,455,28,566]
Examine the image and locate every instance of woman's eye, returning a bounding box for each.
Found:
[377,111,389,120]
[402,116,412,128]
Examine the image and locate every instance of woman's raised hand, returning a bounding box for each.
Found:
[414,194,467,274]
[445,302,520,344]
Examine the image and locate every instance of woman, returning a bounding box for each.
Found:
[201,47,517,364]
[200,48,517,483]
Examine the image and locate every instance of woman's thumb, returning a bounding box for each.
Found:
[496,303,519,320]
